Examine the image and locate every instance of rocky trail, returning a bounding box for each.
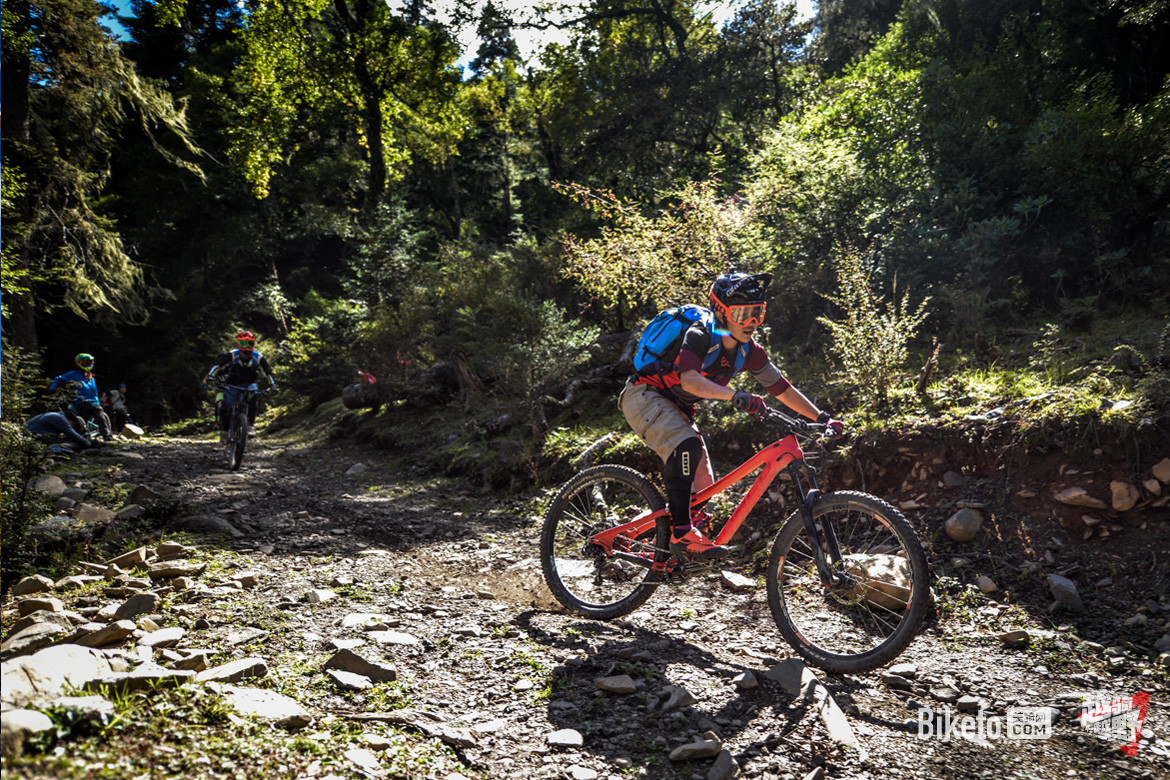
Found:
[3,428,1169,780]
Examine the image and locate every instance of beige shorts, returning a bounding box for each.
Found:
[619,379,713,489]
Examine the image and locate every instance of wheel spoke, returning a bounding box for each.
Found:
[768,492,928,673]
[541,466,666,619]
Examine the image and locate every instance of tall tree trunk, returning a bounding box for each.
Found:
[356,61,387,213]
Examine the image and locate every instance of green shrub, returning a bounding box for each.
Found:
[1,341,53,586]
[818,250,930,408]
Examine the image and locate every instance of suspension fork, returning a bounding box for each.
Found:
[789,463,847,585]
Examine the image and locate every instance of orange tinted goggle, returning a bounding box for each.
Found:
[725,303,766,328]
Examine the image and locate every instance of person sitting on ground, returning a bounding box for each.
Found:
[203,331,277,442]
[620,270,844,558]
[49,353,111,441]
[24,410,99,450]
[108,383,131,433]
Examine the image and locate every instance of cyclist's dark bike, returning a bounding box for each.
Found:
[216,382,266,471]
[540,409,930,674]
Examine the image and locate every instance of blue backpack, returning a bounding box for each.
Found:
[633,305,748,376]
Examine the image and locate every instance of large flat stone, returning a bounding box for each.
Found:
[1,644,114,708]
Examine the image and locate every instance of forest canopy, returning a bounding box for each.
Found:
[2,0,1167,426]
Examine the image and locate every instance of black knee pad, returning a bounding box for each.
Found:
[664,437,702,489]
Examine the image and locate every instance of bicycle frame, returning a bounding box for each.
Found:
[590,424,844,582]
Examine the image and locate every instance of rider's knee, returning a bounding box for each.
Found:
[664,437,702,486]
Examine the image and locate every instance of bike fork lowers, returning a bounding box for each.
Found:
[789,465,846,586]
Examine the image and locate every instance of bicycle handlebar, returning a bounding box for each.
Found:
[763,407,844,445]
[212,380,271,395]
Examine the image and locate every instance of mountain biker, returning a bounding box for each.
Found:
[620,271,843,559]
[25,410,99,450]
[203,331,277,442]
[49,353,111,441]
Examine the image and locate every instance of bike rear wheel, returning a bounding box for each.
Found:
[227,407,247,470]
[766,491,929,674]
[540,465,669,620]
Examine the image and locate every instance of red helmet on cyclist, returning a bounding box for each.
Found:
[75,353,95,371]
[236,331,255,354]
[710,272,772,331]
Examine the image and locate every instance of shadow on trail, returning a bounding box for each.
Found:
[507,609,857,777]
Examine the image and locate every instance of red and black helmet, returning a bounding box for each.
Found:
[709,272,772,329]
[236,331,256,353]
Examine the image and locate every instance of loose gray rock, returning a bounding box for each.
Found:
[219,684,311,731]
[166,514,243,537]
[976,575,998,593]
[105,546,150,569]
[942,470,967,488]
[1,644,115,708]
[84,665,196,693]
[1,709,54,760]
[720,571,755,592]
[139,627,186,648]
[594,674,637,694]
[368,630,420,646]
[75,620,137,648]
[73,504,116,523]
[11,575,55,598]
[944,507,983,542]
[547,728,584,747]
[149,562,207,580]
[195,657,269,683]
[17,597,63,617]
[128,485,164,504]
[1052,487,1107,509]
[323,648,398,683]
[32,475,67,497]
[113,593,160,622]
[708,749,741,780]
[0,622,68,660]
[1152,457,1170,484]
[659,684,697,711]
[998,630,1031,646]
[1110,480,1140,511]
[669,737,722,761]
[326,669,373,691]
[6,609,77,638]
[1048,574,1085,611]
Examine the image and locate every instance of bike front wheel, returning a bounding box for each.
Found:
[540,465,669,620]
[766,491,929,674]
[228,408,247,470]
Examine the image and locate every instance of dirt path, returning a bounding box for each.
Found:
[36,431,1170,779]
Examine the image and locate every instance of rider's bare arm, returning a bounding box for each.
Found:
[678,369,737,401]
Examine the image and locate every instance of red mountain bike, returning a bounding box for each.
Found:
[540,409,929,674]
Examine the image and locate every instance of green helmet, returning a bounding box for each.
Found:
[75,353,95,370]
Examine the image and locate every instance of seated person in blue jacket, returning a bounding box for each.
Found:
[25,411,99,450]
[49,353,111,440]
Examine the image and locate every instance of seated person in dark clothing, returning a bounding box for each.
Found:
[24,411,98,450]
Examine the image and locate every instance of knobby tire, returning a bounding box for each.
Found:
[766,491,929,674]
[228,407,248,471]
[540,465,670,620]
